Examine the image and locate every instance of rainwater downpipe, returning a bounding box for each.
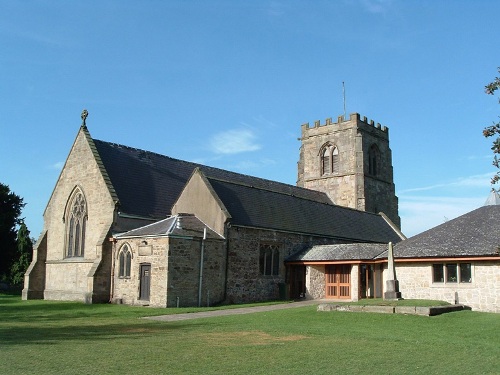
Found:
[198,228,207,307]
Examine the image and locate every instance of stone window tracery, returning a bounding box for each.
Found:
[320,144,339,176]
[259,243,280,276]
[65,189,87,258]
[118,244,132,278]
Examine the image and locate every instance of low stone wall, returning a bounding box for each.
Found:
[317,303,471,316]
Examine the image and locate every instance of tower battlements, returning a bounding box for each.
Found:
[301,113,389,134]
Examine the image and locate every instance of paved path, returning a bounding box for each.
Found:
[144,300,320,322]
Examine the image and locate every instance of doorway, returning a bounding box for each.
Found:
[289,265,306,299]
[325,264,351,299]
[139,263,151,301]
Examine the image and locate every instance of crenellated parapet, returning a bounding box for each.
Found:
[301,113,389,136]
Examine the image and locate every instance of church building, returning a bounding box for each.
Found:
[23,111,500,312]
[22,111,499,312]
[23,111,405,306]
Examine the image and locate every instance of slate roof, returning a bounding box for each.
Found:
[206,177,403,243]
[392,205,500,258]
[115,214,223,240]
[92,139,331,219]
[287,243,388,262]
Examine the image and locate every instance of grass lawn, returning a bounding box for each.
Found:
[1,294,499,375]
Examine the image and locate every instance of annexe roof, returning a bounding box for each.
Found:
[392,205,500,258]
[205,177,404,243]
[92,139,332,220]
[115,214,223,240]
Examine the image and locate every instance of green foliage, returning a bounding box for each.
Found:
[1,295,499,374]
[483,67,500,186]
[9,222,33,285]
[0,183,25,281]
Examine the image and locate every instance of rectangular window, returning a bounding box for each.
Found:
[446,264,457,283]
[459,263,472,283]
[432,264,444,283]
[432,263,472,284]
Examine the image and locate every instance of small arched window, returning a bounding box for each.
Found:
[368,144,381,176]
[65,189,87,258]
[118,244,132,278]
[320,144,339,176]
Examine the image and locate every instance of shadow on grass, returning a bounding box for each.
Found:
[0,319,206,347]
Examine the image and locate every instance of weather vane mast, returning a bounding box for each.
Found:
[81,109,88,127]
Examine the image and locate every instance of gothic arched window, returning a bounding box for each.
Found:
[259,243,280,276]
[118,244,132,278]
[65,189,87,258]
[320,144,339,176]
[368,144,381,176]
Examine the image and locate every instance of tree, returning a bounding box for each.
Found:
[10,221,33,285]
[0,183,25,282]
[483,67,500,186]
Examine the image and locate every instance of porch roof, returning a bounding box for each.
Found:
[287,243,388,262]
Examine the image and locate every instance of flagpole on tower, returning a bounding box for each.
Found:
[342,81,346,120]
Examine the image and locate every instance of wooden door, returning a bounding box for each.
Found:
[325,264,351,298]
[139,264,151,301]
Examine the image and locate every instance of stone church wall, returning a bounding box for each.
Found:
[225,227,339,304]
[37,129,116,302]
[297,113,400,227]
[113,236,226,308]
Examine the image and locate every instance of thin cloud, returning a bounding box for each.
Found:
[360,0,393,14]
[208,129,261,155]
[399,172,494,193]
[50,161,64,170]
[399,195,485,237]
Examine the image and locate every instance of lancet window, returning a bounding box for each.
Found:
[320,144,339,176]
[65,189,87,258]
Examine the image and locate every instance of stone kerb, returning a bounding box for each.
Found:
[318,303,471,316]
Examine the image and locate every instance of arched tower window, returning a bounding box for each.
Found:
[368,144,381,176]
[320,144,339,176]
[118,244,132,278]
[65,188,87,258]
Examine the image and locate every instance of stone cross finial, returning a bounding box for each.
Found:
[81,109,88,126]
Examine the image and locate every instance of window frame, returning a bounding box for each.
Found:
[320,144,339,176]
[259,243,281,276]
[432,263,472,284]
[64,188,87,258]
[118,244,132,278]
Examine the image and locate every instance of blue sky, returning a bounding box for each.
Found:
[1,0,499,238]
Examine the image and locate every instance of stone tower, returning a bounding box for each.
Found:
[297,113,400,227]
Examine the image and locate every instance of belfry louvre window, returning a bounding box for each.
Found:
[259,243,280,276]
[321,144,339,175]
[65,189,87,258]
[368,144,380,176]
[432,263,472,283]
[118,244,132,278]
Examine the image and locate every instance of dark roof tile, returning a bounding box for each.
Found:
[288,243,388,262]
[93,139,331,219]
[394,205,500,258]
[207,177,402,243]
